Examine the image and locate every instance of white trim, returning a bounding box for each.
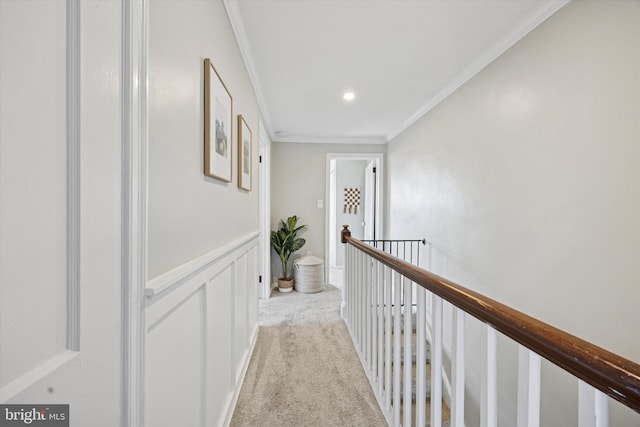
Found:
[517,346,541,427]
[0,351,80,402]
[451,308,466,427]
[145,232,260,297]
[145,235,259,328]
[122,0,148,426]
[223,324,259,427]
[66,0,81,353]
[222,0,275,140]
[385,0,569,142]
[481,326,498,427]
[274,135,386,145]
[578,381,610,427]
[200,286,208,427]
[258,120,271,299]
[325,152,385,277]
[224,0,567,145]
[431,296,444,427]
[142,235,259,427]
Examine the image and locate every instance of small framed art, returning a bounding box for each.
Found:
[204,58,233,182]
[237,115,252,191]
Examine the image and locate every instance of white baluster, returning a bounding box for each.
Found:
[579,381,609,427]
[377,261,384,396]
[481,326,497,427]
[431,295,443,427]
[365,255,371,370]
[393,271,402,426]
[349,246,354,330]
[517,346,541,427]
[385,266,393,412]
[358,250,364,351]
[350,246,355,331]
[345,245,350,328]
[451,307,465,427]
[416,286,427,426]
[371,258,377,375]
[349,247,354,336]
[344,245,349,325]
[404,277,413,427]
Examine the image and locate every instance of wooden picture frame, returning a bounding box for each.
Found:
[204,58,233,182]
[238,115,252,191]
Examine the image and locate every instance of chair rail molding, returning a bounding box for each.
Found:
[144,232,260,427]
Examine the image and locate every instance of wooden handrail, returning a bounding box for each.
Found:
[341,226,640,413]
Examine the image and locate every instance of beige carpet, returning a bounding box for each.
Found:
[230,284,387,427]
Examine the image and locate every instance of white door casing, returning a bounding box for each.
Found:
[122,0,148,425]
[258,121,271,299]
[325,153,384,268]
[363,160,376,241]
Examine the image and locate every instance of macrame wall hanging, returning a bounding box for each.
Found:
[343,187,361,214]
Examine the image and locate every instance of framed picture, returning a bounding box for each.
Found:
[237,115,252,191]
[204,58,233,182]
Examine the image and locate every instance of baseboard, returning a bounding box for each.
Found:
[223,323,259,427]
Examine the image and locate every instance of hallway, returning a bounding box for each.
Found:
[2,1,639,425]
[230,285,386,426]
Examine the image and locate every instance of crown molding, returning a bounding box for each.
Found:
[273,135,387,145]
[224,0,568,145]
[385,0,569,142]
[223,0,275,140]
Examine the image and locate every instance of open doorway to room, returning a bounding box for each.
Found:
[326,153,384,290]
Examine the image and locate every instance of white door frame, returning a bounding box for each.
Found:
[363,160,376,240]
[258,121,271,299]
[325,153,384,316]
[122,0,148,425]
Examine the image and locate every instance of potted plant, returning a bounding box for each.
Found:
[271,215,307,293]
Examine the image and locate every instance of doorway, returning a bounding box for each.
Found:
[325,153,384,290]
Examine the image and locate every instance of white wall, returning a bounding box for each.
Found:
[147,1,263,425]
[270,142,385,282]
[386,1,639,425]
[149,0,261,279]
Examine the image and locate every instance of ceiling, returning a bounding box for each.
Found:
[224,0,568,144]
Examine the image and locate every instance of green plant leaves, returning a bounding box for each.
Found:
[270,215,307,279]
[290,237,306,253]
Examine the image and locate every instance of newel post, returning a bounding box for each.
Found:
[341,225,351,243]
[340,225,350,321]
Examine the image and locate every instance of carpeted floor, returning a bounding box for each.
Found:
[229,284,387,427]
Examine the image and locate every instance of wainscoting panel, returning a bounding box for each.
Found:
[246,246,259,363]
[145,232,260,427]
[233,253,248,385]
[206,265,234,425]
[146,288,204,427]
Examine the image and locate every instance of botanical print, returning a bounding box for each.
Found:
[215,98,228,158]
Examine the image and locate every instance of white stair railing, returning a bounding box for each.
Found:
[341,226,640,427]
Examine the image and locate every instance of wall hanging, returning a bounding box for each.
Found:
[204,57,233,182]
[343,187,361,214]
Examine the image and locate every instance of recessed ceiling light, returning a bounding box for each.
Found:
[343,91,355,101]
